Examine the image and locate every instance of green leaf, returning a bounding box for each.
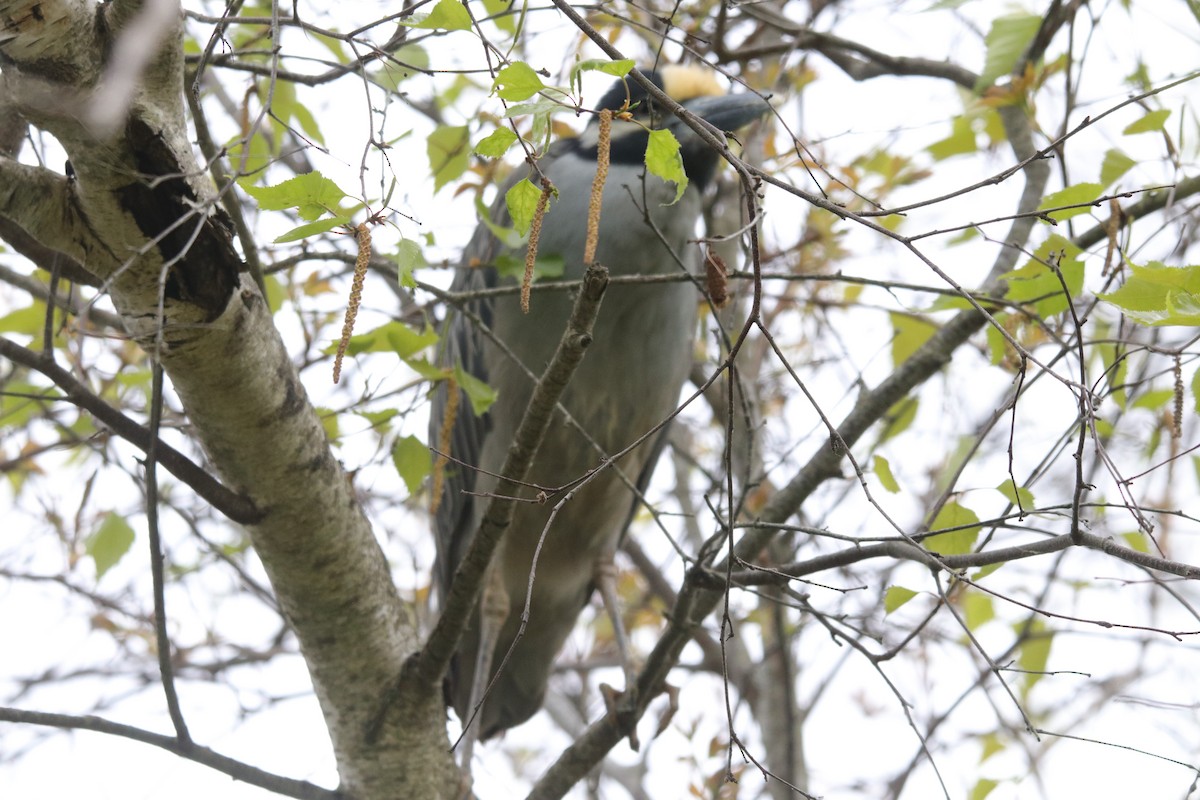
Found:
[927,114,977,160]
[995,481,1034,509]
[925,501,980,556]
[454,363,497,415]
[971,562,1004,581]
[1016,618,1053,694]
[1123,108,1171,135]
[274,216,350,244]
[645,128,688,204]
[884,586,918,614]
[480,0,517,33]
[969,778,999,800]
[241,172,347,221]
[428,125,471,193]
[329,321,438,359]
[890,312,938,367]
[879,396,918,442]
[569,58,635,93]
[979,732,1006,762]
[873,455,900,493]
[1193,366,1200,414]
[1001,234,1084,317]
[1100,149,1136,187]
[475,126,519,158]
[1098,261,1200,326]
[392,435,432,495]
[494,62,546,102]
[1038,182,1103,222]
[1121,532,1150,553]
[88,513,135,580]
[976,14,1042,90]
[394,238,423,288]
[963,591,995,630]
[406,356,446,382]
[1132,388,1175,412]
[505,178,547,236]
[397,0,472,31]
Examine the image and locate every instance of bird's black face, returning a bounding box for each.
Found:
[585,69,769,191]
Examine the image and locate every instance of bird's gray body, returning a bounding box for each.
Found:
[430,74,768,738]
[435,146,700,737]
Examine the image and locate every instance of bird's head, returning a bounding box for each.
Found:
[589,65,771,190]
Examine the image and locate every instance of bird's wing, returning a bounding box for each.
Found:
[429,187,513,597]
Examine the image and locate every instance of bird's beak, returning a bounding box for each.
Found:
[670,92,772,141]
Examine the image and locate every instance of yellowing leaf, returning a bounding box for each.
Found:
[505,178,546,235]
[884,586,918,614]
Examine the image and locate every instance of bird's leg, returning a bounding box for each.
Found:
[460,561,510,771]
[595,551,641,750]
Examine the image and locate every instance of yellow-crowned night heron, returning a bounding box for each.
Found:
[431,66,767,742]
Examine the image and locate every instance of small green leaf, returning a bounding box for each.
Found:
[927,115,977,160]
[1100,149,1136,187]
[406,356,446,382]
[884,586,918,614]
[873,455,900,493]
[480,0,517,33]
[1193,367,1200,414]
[1123,108,1171,135]
[963,591,995,630]
[1132,388,1175,412]
[971,562,1004,581]
[398,0,472,31]
[1001,234,1085,317]
[494,62,546,102]
[392,435,432,495]
[569,58,635,92]
[394,238,423,288]
[1121,532,1150,553]
[241,172,347,221]
[329,321,438,359]
[976,14,1042,90]
[979,732,1005,762]
[1098,261,1200,326]
[645,128,688,204]
[428,125,471,192]
[879,396,918,442]
[1015,618,1053,694]
[275,216,350,244]
[1038,182,1103,222]
[995,481,1034,509]
[969,778,999,800]
[505,178,546,235]
[454,363,497,415]
[890,312,938,367]
[475,127,519,158]
[925,501,980,556]
[88,513,135,579]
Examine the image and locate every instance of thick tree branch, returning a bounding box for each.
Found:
[0,335,261,523]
